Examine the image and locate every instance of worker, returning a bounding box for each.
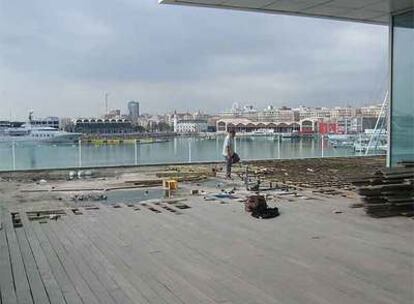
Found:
[222,129,239,178]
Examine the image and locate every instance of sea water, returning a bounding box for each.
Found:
[0,136,379,171]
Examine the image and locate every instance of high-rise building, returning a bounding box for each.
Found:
[128,101,140,121]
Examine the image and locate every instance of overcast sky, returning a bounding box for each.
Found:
[0,0,388,120]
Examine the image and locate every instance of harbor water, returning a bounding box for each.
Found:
[0,136,383,171]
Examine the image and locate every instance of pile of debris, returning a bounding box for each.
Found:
[352,163,414,218]
[237,157,385,196]
[71,193,107,202]
[245,195,280,219]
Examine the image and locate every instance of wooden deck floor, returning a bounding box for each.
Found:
[0,197,413,304]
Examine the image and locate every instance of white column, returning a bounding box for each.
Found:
[278,134,281,159]
[188,138,192,163]
[11,141,16,170]
[78,139,82,167]
[321,134,324,158]
[134,139,138,165]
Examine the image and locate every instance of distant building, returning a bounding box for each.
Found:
[173,116,208,134]
[350,116,385,133]
[336,118,353,134]
[359,104,383,118]
[128,101,140,121]
[216,118,300,133]
[30,117,60,129]
[330,106,356,119]
[297,106,331,120]
[225,103,259,120]
[258,106,296,122]
[60,118,74,132]
[319,121,338,134]
[104,109,121,119]
[207,116,220,132]
[72,118,134,134]
[299,119,319,134]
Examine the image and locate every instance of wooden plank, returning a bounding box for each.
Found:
[34,222,100,304]
[22,215,83,304]
[15,228,50,304]
[117,199,406,304]
[85,207,220,304]
[181,198,411,304]
[61,213,148,304]
[67,207,209,304]
[0,209,18,304]
[80,206,265,304]
[97,205,278,304]
[20,213,68,304]
[3,212,33,304]
[43,221,116,304]
[50,219,134,304]
[64,212,174,304]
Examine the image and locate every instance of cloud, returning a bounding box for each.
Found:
[0,0,388,119]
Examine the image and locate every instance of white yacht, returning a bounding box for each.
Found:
[0,112,81,144]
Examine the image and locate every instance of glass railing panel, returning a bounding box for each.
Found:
[0,135,386,171]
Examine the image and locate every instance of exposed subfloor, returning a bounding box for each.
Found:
[0,195,413,304]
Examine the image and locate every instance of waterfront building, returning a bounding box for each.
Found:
[207,116,220,132]
[216,118,300,133]
[319,122,338,135]
[299,119,319,135]
[128,101,140,122]
[350,116,386,133]
[72,118,134,134]
[173,117,208,134]
[161,0,414,167]
[336,118,353,134]
[167,112,194,125]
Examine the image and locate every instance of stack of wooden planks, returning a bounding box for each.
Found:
[352,164,414,217]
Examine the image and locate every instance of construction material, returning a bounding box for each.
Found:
[238,157,385,196]
[163,179,178,190]
[26,210,67,222]
[352,164,414,218]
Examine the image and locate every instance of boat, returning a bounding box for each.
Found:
[332,140,355,148]
[280,132,299,139]
[327,134,355,142]
[251,129,275,136]
[0,112,81,144]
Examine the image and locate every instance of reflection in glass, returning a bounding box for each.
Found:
[391,10,414,166]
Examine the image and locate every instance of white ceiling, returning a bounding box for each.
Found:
[160,0,414,24]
